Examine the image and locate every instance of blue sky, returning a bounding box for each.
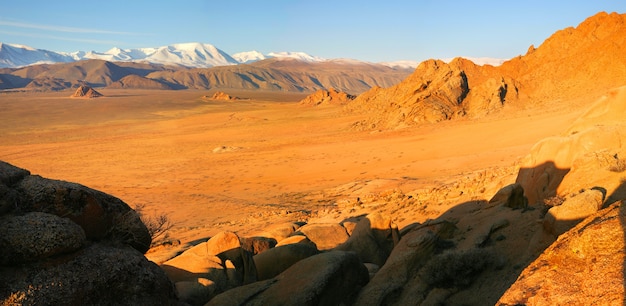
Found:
[1,0,625,63]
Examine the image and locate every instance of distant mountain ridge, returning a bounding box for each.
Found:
[0,42,506,69]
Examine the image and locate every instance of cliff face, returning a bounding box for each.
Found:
[347,11,626,129]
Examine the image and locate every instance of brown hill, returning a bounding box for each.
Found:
[1,58,409,93]
[347,11,626,129]
[146,58,411,93]
[299,88,356,106]
[71,85,102,98]
[4,60,170,89]
[107,74,172,90]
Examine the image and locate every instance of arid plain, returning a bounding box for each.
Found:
[0,88,583,262]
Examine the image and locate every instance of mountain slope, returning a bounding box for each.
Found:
[146,58,411,93]
[346,11,626,129]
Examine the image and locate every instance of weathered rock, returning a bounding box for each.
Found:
[295,222,349,250]
[299,87,356,106]
[0,161,30,185]
[334,212,400,266]
[70,85,102,98]
[161,231,257,305]
[489,183,528,209]
[499,202,626,305]
[274,234,316,248]
[0,212,86,265]
[253,243,319,281]
[207,251,369,306]
[543,188,605,236]
[0,243,178,305]
[354,225,440,305]
[15,175,151,253]
[239,236,276,255]
[256,222,302,242]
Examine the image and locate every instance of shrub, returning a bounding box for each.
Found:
[134,203,173,245]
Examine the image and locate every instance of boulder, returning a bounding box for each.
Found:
[543,188,605,236]
[207,251,369,306]
[489,183,528,209]
[0,212,86,265]
[161,231,257,305]
[334,213,400,266]
[274,234,316,248]
[239,236,276,255]
[253,243,319,281]
[14,174,151,253]
[0,243,178,305]
[256,222,302,242]
[354,223,441,305]
[295,223,349,250]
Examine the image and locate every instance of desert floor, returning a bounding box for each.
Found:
[0,89,584,262]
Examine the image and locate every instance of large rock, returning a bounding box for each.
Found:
[0,243,178,305]
[14,174,151,253]
[499,202,626,305]
[334,212,400,266]
[253,243,319,281]
[294,223,349,250]
[161,231,256,305]
[207,251,369,306]
[543,188,605,236]
[0,212,86,265]
[354,224,440,305]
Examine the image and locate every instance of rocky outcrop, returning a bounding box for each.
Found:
[498,202,626,305]
[346,58,518,128]
[347,11,626,130]
[206,91,239,101]
[299,88,356,106]
[0,161,177,305]
[207,251,369,306]
[71,84,102,98]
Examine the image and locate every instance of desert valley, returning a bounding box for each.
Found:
[2,11,626,306]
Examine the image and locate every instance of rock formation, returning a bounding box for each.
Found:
[299,88,356,106]
[0,161,177,304]
[347,11,626,129]
[205,91,239,101]
[71,84,103,98]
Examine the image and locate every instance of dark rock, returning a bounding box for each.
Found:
[0,243,178,305]
[0,212,86,265]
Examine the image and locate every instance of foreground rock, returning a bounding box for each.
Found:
[0,161,177,305]
[499,202,626,305]
[207,251,369,306]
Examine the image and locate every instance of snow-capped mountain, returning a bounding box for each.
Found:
[232,50,266,64]
[0,42,508,69]
[0,43,75,68]
[0,42,240,68]
[232,50,326,64]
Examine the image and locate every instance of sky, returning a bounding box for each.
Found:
[1,0,625,63]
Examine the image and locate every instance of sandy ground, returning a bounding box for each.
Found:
[0,89,584,262]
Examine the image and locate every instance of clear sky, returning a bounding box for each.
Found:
[1,0,625,63]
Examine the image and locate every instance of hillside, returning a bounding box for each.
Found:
[0,57,411,93]
[346,11,626,129]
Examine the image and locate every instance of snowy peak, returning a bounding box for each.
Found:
[0,42,239,68]
[232,50,266,64]
[0,42,75,68]
[267,51,325,62]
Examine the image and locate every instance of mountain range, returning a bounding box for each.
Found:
[0,41,505,70]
